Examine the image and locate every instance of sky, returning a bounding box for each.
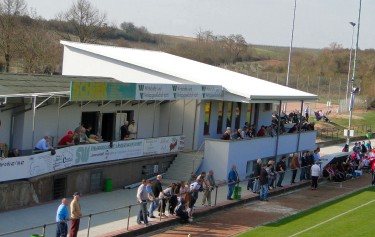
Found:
[26,0,375,49]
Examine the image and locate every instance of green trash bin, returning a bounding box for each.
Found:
[366,132,371,139]
[233,186,242,200]
[104,178,113,192]
[31,235,43,237]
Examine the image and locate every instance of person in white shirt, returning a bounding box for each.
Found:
[311,162,321,190]
[128,120,137,139]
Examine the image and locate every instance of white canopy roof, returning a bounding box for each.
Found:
[61,41,317,102]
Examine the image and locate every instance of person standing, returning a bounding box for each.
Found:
[305,105,309,122]
[149,175,163,218]
[311,162,321,190]
[313,147,321,163]
[120,121,129,140]
[128,120,137,139]
[259,164,269,201]
[202,170,215,206]
[252,159,262,193]
[70,192,82,237]
[227,165,239,200]
[290,153,299,184]
[276,156,286,187]
[299,151,308,181]
[56,198,69,237]
[137,179,150,226]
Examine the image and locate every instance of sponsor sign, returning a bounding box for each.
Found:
[136,83,223,100]
[70,81,223,101]
[70,82,136,101]
[0,136,184,182]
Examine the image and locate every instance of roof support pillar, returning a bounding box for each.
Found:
[181,100,186,135]
[31,96,37,153]
[274,100,282,159]
[297,100,304,152]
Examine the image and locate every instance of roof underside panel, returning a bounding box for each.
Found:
[0,73,118,97]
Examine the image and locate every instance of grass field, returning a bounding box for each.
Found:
[238,187,375,237]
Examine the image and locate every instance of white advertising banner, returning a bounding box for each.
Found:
[0,135,184,182]
[135,83,223,100]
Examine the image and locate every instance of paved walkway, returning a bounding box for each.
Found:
[0,139,373,237]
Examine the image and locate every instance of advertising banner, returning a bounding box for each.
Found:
[70,82,136,101]
[0,135,184,182]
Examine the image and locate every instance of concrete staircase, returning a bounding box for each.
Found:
[162,151,204,184]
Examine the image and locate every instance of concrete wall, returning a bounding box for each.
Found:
[0,154,175,211]
[0,109,12,148]
[204,131,317,181]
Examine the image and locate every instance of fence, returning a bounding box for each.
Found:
[316,125,373,140]
[220,66,372,110]
[1,159,363,237]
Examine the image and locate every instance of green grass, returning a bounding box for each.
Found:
[332,111,375,131]
[238,187,375,237]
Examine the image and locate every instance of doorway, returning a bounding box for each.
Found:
[101,113,115,142]
[81,112,100,135]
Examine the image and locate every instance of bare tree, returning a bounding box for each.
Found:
[220,34,248,62]
[0,0,27,72]
[58,0,108,43]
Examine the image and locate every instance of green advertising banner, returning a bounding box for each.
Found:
[70,82,136,101]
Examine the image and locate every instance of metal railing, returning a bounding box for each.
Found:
[0,161,365,237]
[316,125,372,140]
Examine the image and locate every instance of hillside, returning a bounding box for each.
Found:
[0,14,373,106]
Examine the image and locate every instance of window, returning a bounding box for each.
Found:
[204,101,211,135]
[217,101,224,134]
[226,102,233,128]
[235,102,241,129]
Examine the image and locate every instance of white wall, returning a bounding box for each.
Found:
[257,103,273,127]
[201,139,230,181]
[204,131,317,180]
[182,100,197,151]
[0,109,12,147]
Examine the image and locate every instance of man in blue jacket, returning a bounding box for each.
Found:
[56,198,69,237]
[227,165,239,200]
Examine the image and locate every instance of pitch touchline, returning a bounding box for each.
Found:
[289,199,375,237]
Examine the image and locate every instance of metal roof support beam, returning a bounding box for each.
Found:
[56,97,62,145]
[181,100,186,135]
[35,94,54,109]
[116,100,131,109]
[152,100,156,138]
[79,101,91,108]
[31,96,37,153]
[297,100,304,152]
[274,100,282,159]
[98,100,112,107]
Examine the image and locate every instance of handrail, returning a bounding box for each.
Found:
[1,156,364,237]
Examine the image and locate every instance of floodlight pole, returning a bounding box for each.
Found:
[345,22,356,108]
[346,0,362,146]
[283,0,297,113]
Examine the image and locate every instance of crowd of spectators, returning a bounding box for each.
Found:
[136,170,216,225]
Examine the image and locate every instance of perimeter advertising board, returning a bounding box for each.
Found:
[0,135,185,182]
